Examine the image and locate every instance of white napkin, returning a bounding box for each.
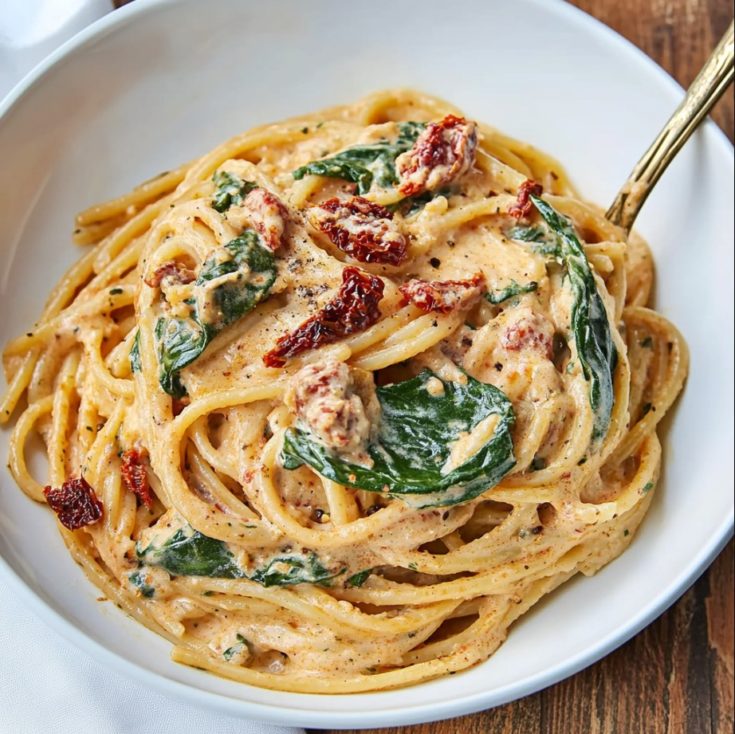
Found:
[0,578,301,734]
[0,4,303,732]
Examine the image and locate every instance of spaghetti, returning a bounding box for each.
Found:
[1,90,688,693]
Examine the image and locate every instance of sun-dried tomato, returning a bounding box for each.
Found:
[286,360,372,457]
[171,397,189,417]
[308,196,407,265]
[144,261,196,289]
[44,477,103,530]
[509,180,543,220]
[121,448,154,510]
[396,115,477,196]
[501,309,554,359]
[399,274,484,314]
[264,267,384,367]
[241,188,288,251]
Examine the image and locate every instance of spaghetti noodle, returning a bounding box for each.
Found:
[1,90,688,693]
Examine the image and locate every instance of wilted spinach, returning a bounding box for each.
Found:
[506,225,547,243]
[250,553,343,587]
[485,280,538,305]
[531,195,617,441]
[223,634,251,661]
[137,526,343,588]
[345,569,372,588]
[129,330,141,373]
[292,121,425,194]
[155,317,205,397]
[281,370,516,507]
[506,224,561,258]
[137,527,244,578]
[128,569,154,598]
[155,230,276,397]
[212,171,257,213]
[390,186,453,217]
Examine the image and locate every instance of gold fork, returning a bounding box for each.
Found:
[607,21,734,233]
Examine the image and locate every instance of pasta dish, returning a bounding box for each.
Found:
[1,90,688,693]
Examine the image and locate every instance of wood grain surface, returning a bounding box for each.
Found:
[309,1,735,733]
[111,1,733,731]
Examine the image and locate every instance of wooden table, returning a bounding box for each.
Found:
[313,1,735,733]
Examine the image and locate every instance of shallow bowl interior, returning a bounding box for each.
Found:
[0,0,732,727]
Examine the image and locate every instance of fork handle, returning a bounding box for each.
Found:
[606,21,734,233]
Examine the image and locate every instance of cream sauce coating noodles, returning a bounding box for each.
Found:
[1,90,688,693]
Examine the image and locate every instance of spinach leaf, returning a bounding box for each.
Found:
[506,225,547,243]
[506,225,561,258]
[156,230,277,397]
[155,317,206,397]
[346,569,372,587]
[531,195,617,441]
[212,171,256,213]
[196,231,276,329]
[281,370,516,507]
[128,570,154,598]
[395,121,427,144]
[532,240,564,258]
[390,186,452,217]
[485,280,538,305]
[223,634,251,661]
[137,526,343,587]
[292,121,425,195]
[250,553,344,588]
[137,527,244,578]
[129,330,141,373]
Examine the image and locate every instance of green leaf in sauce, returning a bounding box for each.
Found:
[129,330,141,373]
[155,230,277,397]
[137,527,244,578]
[155,317,205,397]
[212,171,257,213]
[389,186,453,217]
[292,121,425,195]
[250,553,343,588]
[128,570,155,598]
[137,526,343,588]
[506,224,561,258]
[281,370,516,508]
[198,232,276,319]
[531,195,617,442]
[223,634,251,661]
[485,280,538,305]
[506,225,547,242]
[345,569,372,588]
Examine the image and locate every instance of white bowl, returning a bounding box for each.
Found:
[0,0,732,727]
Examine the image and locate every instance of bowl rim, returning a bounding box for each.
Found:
[0,0,732,727]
